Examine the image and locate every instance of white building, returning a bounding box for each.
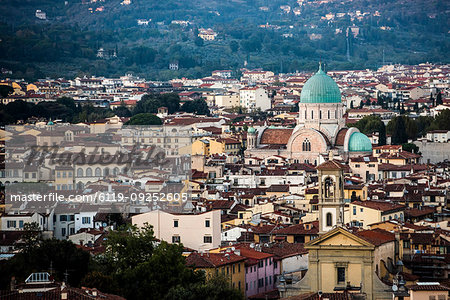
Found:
[239,87,271,112]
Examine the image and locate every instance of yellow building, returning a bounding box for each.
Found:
[344,184,368,201]
[192,139,210,156]
[350,200,406,229]
[186,252,246,294]
[284,227,391,300]
[209,138,241,155]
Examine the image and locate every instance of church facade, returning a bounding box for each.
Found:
[246,65,373,165]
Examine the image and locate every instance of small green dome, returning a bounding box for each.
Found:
[300,64,341,104]
[47,121,54,125]
[348,132,372,152]
[248,127,256,134]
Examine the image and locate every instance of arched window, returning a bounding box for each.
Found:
[113,167,119,176]
[86,168,92,177]
[311,110,314,119]
[77,182,84,190]
[305,110,307,119]
[104,167,110,176]
[324,177,334,198]
[319,110,322,119]
[302,139,311,152]
[328,110,330,119]
[95,167,101,177]
[326,213,333,227]
[77,168,83,178]
[335,110,337,118]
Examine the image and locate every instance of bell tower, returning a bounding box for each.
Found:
[247,127,257,150]
[316,158,345,233]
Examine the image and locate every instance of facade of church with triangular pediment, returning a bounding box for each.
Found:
[282,227,392,300]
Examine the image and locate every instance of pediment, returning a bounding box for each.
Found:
[306,227,374,248]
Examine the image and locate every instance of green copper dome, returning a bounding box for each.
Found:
[348,132,372,152]
[248,127,256,134]
[300,64,341,103]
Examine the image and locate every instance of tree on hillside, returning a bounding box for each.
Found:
[402,142,420,154]
[436,91,443,105]
[378,122,387,146]
[17,222,42,253]
[181,99,210,116]
[113,102,132,117]
[98,224,204,299]
[56,96,78,114]
[0,85,14,97]
[229,40,239,53]
[125,113,162,125]
[0,239,90,288]
[390,116,408,145]
[428,109,450,131]
[133,93,180,115]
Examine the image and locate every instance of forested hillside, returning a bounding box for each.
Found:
[1,0,448,80]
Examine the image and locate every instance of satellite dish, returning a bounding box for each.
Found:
[392,284,398,292]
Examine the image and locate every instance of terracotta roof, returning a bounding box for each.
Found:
[408,283,450,291]
[273,223,319,236]
[352,200,406,213]
[335,128,348,146]
[235,246,274,260]
[316,160,345,170]
[260,128,293,145]
[186,252,246,268]
[355,228,395,246]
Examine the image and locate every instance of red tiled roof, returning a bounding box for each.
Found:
[355,228,395,246]
[186,252,246,268]
[260,128,293,145]
[316,160,345,170]
[273,223,319,235]
[408,283,450,291]
[352,200,405,212]
[335,128,348,146]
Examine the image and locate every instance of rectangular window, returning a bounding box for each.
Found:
[353,206,356,215]
[82,217,91,224]
[172,236,180,243]
[205,220,210,227]
[61,228,66,236]
[238,264,240,273]
[69,228,75,235]
[19,220,24,228]
[258,260,263,268]
[60,215,67,222]
[174,220,179,227]
[258,278,264,288]
[7,221,16,228]
[204,236,212,243]
[337,267,345,284]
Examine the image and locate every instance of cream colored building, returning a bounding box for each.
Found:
[132,210,221,251]
[283,227,391,300]
[350,201,406,229]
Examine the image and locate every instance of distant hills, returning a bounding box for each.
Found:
[0,0,448,80]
